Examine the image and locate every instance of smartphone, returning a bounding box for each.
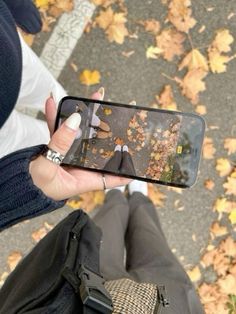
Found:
[55,97,205,188]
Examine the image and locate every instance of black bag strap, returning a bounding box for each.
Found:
[61,214,114,314]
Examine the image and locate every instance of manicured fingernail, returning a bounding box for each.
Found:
[98,87,105,99]
[65,113,81,130]
[50,92,54,99]
[129,100,136,106]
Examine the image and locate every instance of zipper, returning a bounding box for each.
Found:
[155,285,170,314]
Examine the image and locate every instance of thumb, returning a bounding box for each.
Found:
[48,113,81,156]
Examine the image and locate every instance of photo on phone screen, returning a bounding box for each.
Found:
[55,97,205,188]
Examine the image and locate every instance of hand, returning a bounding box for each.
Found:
[29,89,132,201]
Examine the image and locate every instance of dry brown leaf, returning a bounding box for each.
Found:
[219,274,236,295]
[156,28,185,61]
[187,266,201,282]
[139,19,161,34]
[208,49,231,73]
[216,158,232,177]
[195,105,207,115]
[175,69,207,104]
[156,85,178,111]
[32,227,48,242]
[204,179,215,190]
[210,222,228,237]
[211,29,234,53]
[95,7,128,44]
[220,237,236,257]
[148,184,166,207]
[223,176,236,196]
[91,0,114,7]
[7,251,22,271]
[224,138,236,155]
[79,70,101,86]
[179,49,209,72]
[202,137,216,159]
[168,0,196,33]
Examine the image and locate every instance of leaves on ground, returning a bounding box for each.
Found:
[178,49,209,72]
[67,191,105,212]
[95,7,128,44]
[187,266,201,282]
[216,158,232,177]
[224,138,236,155]
[7,251,22,271]
[156,28,186,61]
[202,137,216,160]
[148,184,166,207]
[79,69,101,86]
[156,85,178,111]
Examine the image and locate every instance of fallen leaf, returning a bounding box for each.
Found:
[204,179,215,190]
[213,198,231,213]
[198,25,206,33]
[156,28,185,61]
[115,137,124,145]
[223,177,236,196]
[95,7,128,44]
[219,274,236,295]
[210,222,228,237]
[68,191,105,212]
[0,272,9,289]
[195,104,207,115]
[202,137,216,159]
[175,69,207,104]
[79,70,101,86]
[211,29,234,53]
[146,46,163,59]
[35,0,50,9]
[168,0,196,33]
[139,19,161,34]
[187,266,201,282]
[104,108,112,115]
[148,184,166,207]
[224,138,236,155]
[91,0,114,7]
[7,251,22,271]
[32,227,48,243]
[216,158,232,177]
[179,49,209,72]
[208,49,231,73]
[121,50,135,58]
[229,209,236,224]
[157,85,178,110]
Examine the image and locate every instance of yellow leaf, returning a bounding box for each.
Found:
[187,266,201,282]
[213,198,230,213]
[208,49,230,73]
[219,274,236,295]
[31,227,48,243]
[146,46,163,59]
[212,29,234,53]
[104,108,112,115]
[195,105,207,115]
[7,251,22,271]
[216,158,232,177]
[202,137,216,159]
[35,0,50,9]
[224,138,236,155]
[148,184,166,207]
[223,177,236,196]
[79,70,101,86]
[229,209,236,224]
[179,49,209,72]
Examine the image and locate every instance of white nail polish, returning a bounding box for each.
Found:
[65,113,81,130]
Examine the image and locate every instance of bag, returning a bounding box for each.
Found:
[0,210,113,314]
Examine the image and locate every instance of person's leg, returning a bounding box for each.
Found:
[126,192,204,314]
[120,146,136,176]
[15,32,67,112]
[92,190,131,281]
[0,109,49,158]
[103,146,122,173]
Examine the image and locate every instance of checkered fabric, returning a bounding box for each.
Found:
[105,278,159,314]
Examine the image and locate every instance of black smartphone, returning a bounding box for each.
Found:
[55,96,205,188]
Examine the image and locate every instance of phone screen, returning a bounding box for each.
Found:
[56,97,205,188]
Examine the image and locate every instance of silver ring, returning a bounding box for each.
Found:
[102,174,107,190]
[42,147,65,165]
